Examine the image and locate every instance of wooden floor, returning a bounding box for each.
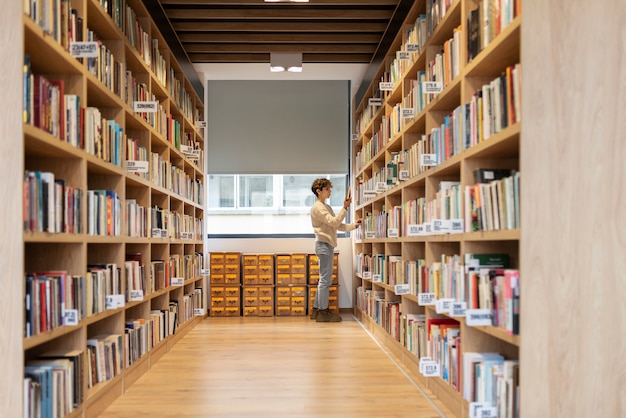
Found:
[99,313,452,418]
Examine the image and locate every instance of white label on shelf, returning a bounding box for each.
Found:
[194,308,204,316]
[465,309,493,326]
[70,42,99,57]
[368,97,382,106]
[451,301,467,317]
[394,284,410,295]
[469,403,497,418]
[126,160,149,173]
[152,228,161,238]
[397,51,411,60]
[450,219,464,233]
[351,133,358,141]
[365,231,376,239]
[376,181,387,192]
[171,277,184,287]
[200,269,209,276]
[433,219,450,233]
[363,189,377,197]
[422,361,440,377]
[423,81,443,94]
[196,120,207,129]
[399,170,409,181]
[418,293,436,306]
[387,228,399,238]
[423,222,433,234]
[418,357,431,373]
[105,294,124,310]
[372,274,382,282]
[406,224,422,236]
[420,154,438,166]
[435,298,455,314]
[401,107,416,118]
[379,81,394,91]
[161,230,168,238]
[63,309,79,326]
[130,289,144,301]
[406,43,419,52]
[133,101,158,112]
[363,271,372,279]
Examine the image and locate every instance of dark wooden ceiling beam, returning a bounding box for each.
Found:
[165,8,393,19]
[182,43,376,53]
[187,52,373,63]
[177,32,382,43]
[172,21,389,31]
[160,0,398,5]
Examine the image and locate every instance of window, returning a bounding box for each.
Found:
[207,174,349,235]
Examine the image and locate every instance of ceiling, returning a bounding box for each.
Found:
[154,0,402,65]
[144,0,413,103]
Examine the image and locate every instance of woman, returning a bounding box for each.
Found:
[309,178,361,322]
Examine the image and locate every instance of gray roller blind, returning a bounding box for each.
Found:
[207,80,350,174]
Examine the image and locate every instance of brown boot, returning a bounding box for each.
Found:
[310,308,319,320]
[316,309,342,322]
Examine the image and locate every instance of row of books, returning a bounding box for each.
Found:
[24,171,82,234]
[24,349,84,418]
[86,334,123,388]
[355,290,520,417]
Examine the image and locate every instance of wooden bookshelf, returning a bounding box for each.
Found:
[21,0,206,416]
[351,1,521,416]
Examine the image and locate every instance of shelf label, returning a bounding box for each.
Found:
[368,97,382,106]
[171,277,184,287]
[394,284,410,295]
[420,154,438,166]
[70,42,99,58]
[406,43,419,52]
[351,133,358,141]
[363,189,377,197]
[196,120,207,129]
[200,269,209,276]
[376,181,387,192]
[435,298,455,314]
[152,228,161,238]
[105,294,124,310]
[194,308,205,316]
[451,301,467,317]
[423,222,433,234]
[450,219,464,233]
[365,231,376,239]
[418,293,436,306]
[387,228,399,238]
[399,170,409,181]
[130,289,144,301]
[126,160,149,173]
[406,224,423,236]
[401,107,416,118]
[161,230,168,238]
[418,356,431,373]
[379,81,394,91]
[63,309,79,326]
[423,81,443,94]
[133,101,158,113]
[372,274,382,282]
[363,271,372,279]
[469,403,497,418]
[419,358,440,377]
[465,309,493,326]
[397,51,411,60]
[433,219,450,233]
[181,145,201,161]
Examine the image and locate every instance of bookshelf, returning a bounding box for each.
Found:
[352,0,521,416]
[20,0,206,416]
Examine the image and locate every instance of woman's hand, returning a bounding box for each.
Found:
[343,196,352,210]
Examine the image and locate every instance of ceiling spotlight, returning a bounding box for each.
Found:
[270,53,303,72]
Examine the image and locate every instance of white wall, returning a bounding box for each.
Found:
[206,237,355,308]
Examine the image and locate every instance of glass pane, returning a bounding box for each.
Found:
[208,175,234,208]
[283,175,318,208]
[238,175,273,208]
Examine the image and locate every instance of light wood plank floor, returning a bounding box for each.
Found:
[99,314,451,418]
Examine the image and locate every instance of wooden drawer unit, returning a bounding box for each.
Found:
[308,253,339,285]
[258,305,274,317]
[275,285,309,316]
[241,286,275,316]
[243,254,258,266]
[308,285,339,314]
[210,252,242,284]
[243,306,258,317]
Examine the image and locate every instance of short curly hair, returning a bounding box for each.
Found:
[311,178,332,197]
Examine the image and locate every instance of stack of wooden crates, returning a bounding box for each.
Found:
[209,252,340,316]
